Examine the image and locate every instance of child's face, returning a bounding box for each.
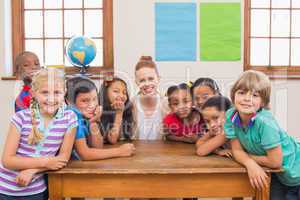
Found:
[169,89,193,119]
[75,89,98,119]
[234,89,262,115]
[33,81,65,117]
[107,81,128,106]
[20,54,41,79]
[193,85,216,110]
[135,68,159,96]
[202,106,225,135]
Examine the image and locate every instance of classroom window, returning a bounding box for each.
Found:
[245,0,300,79]
[12,0,113,77]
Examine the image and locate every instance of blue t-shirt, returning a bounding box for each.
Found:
[69,106,91,160]
[225,108,300,186]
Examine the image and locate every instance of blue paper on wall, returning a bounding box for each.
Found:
[155,3,197,61]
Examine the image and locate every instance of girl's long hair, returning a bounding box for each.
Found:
[99,77,133,140]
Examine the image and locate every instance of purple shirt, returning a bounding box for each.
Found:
[0,106,78,196]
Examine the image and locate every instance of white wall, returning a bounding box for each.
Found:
[0,0,16,154]
[0,0,299,154]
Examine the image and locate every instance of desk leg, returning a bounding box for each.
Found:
[48,174,64,200]
[255,174,271,200]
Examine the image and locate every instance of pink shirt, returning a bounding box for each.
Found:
[163,111,205,137]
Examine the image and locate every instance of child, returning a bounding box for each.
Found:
[196,96,232,157]
[163,83,206,143]
[133,56,169,140]
[14,51,41,112]
[191,77,220,110]
[224,70,300,200]
[0,68,78,200]
[99,77,135,144]
[66,76,135,160]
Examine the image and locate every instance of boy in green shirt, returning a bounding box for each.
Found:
[224,70,300,200]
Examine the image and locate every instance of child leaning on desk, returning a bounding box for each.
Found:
[65,76,135,161]
[224,70,300,200]
[0,68,78,200]
[163,83,206,143]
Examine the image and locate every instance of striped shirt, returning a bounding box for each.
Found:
[0,106,78,196]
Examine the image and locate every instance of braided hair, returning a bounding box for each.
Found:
[28,68,65,145]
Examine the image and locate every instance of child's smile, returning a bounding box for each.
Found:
[20,54,41,78]
[33,82,65,117]
[234,89,262,116]
[169,89,193,119]
[75,89,98,119]
[202,106,225,135]
[193,85,216,109]
[107,81,128,109]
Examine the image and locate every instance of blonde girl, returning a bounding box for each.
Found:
[0,68,78,200]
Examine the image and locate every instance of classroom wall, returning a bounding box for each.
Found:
[113,0,300,139]
[0,0,299,154]
[0,0,16,154]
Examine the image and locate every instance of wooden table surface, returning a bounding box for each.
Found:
[48,140,277,200]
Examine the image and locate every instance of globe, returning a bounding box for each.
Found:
[65,36,96,74]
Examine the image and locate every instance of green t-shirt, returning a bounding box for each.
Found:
[224,108,300,186]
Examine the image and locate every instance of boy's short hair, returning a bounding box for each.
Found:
[66,76,97,105]
[230,70,271,108]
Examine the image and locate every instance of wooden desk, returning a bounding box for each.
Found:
[48,141,275,200]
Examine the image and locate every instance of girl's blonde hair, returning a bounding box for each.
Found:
[230,70,271,109]
[28,68,65,145]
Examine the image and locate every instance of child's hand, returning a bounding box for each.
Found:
[246,161,268,190]
[215,149,232,158]
[16,169,36,187]
[89,106,102,123]
[43,156,68,170]
[118,143,136,157]
[111,100,125,113]
[90,122,100,135]
[185,134,199,142]
[184,132,196,138]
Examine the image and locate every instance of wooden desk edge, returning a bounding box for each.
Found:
[48,167,282,174]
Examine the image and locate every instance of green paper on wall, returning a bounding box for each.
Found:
[200,3,241,61]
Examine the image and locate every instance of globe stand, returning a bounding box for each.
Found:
[77,65,92,77]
